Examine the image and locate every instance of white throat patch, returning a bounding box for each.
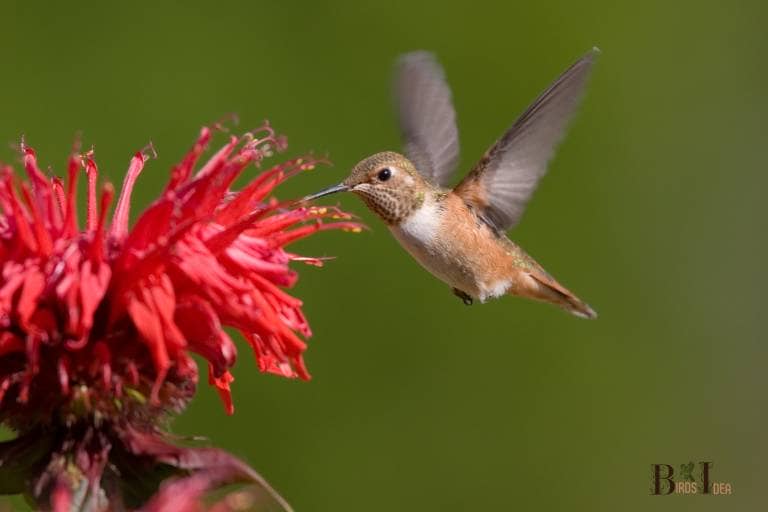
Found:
[398,200,440,244]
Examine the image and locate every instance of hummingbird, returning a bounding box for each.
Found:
[304,49,599,318]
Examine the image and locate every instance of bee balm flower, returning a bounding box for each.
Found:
[0,124,358,510]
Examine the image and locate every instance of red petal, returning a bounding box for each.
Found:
[175,297,236,377]
[111,152,147,240]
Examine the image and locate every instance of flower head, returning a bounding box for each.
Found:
[0,123,359,509]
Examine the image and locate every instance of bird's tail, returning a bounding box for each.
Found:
[522,271,598,319]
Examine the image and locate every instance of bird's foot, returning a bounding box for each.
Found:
[452,288,473,306]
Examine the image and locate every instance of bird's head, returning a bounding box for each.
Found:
[303,151,431,224]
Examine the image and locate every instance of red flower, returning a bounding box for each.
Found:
[0,123,359,509]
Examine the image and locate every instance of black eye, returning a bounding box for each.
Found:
[377,168,392,181]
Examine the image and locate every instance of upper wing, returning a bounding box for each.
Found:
[454,48,598,232]
[395,51,460,188]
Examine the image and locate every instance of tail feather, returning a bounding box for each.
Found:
[525,271,597,319]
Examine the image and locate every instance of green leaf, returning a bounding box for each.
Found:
[0,430,55,495]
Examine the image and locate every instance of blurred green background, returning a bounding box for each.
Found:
[1,0,766,510]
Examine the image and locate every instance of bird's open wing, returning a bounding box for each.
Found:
[454,49,598,232]
[395,51,460,188]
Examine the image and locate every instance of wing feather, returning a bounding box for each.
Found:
[395,51,460,187]
[454,48,599,231]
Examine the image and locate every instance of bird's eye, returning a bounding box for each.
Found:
[377,168,392,181]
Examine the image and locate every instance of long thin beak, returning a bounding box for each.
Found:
[301,183,349,202]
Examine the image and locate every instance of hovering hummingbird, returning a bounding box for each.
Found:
[304,49,599,318]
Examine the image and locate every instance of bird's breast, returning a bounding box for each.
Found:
[389,195,513,299]
[389,198,447,277]
[396,198,442,244]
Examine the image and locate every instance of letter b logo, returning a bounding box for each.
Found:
[651,464,675,495]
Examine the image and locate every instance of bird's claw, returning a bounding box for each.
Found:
[452,288,473,306]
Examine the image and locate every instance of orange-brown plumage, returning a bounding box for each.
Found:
[389,188,596,318]
[303,49,599,318]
